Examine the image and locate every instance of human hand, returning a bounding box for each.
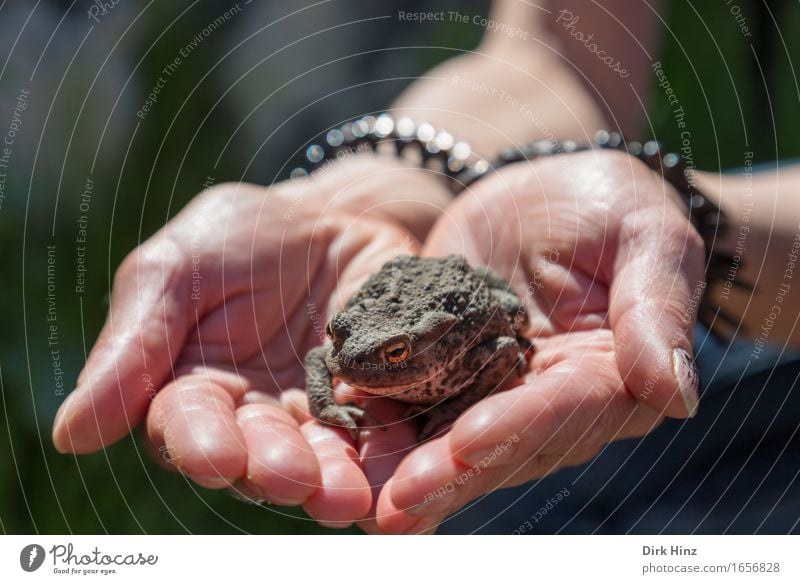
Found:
[370,149,706,533]
[51,155,450,517]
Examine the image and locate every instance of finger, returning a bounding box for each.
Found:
[279,388,313,425]
[610,199,706,418]
[375,478,430,534]
[377,491,448,534]
[53,238,191,453]
[138,424,177,473]
[383,435,521,525]
[449,357,662,471]
[355,398,418,534]
[384,443,599,525]
[239,390,281,408]
[300,422,371,528]
[375,439,465,534]
[146,373,247,488]
[326,217,421,312]
[387,358,661,520]
[235,404,320,506]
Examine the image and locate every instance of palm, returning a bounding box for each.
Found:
[143,182,417,497]
[170,184,404,392]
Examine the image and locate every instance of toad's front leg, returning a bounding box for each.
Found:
[304,346,382,440]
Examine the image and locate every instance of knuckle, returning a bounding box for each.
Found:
[113,237,187,291]
[198,181,243,203]
[617,209,656,250]
[192,181,267,211]
[578,399,615,449]
[113,251,135,284]
[206,181,240,194]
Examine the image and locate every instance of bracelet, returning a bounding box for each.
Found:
[294,115,743,332]
[291,113,485,194]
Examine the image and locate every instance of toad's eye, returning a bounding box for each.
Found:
[384,341,410,364]
[325,321,335,340]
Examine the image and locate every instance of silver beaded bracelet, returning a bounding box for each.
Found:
[291,113,485,194]
[294,114,744,332]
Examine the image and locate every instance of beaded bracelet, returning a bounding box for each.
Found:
[294,114,744,332]
[290,114,485,194]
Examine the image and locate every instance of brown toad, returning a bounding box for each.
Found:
[304,255,532,439]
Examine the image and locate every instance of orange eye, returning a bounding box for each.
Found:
[384,342,410,364]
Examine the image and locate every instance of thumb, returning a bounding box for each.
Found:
[609,206,706,419]
[325,215,422,313]
[52,237,192,453]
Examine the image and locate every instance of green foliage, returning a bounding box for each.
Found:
[650,0,800,169]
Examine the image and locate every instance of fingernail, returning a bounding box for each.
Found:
[672,348,699,418]
[53,402,67,435]
[229,482,267,505]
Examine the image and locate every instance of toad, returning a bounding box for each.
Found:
[304,255,531,439]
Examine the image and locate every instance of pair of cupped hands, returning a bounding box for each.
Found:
[52,149,704,534]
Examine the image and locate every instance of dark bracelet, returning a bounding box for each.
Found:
[294,115,743,332]
[291,113,485,194]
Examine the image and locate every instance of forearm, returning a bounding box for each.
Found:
[697,164,800,347]
[392,0,607,158]
[392,0,662,158]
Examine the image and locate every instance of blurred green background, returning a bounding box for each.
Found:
[0,0,798,534]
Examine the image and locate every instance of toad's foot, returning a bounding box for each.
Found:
[316,403,386,440]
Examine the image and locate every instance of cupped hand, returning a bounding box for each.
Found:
[372,149,706,533]
[51,155,450,520]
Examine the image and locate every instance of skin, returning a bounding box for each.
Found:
[394,0,662,156]
[694,167,800,344]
